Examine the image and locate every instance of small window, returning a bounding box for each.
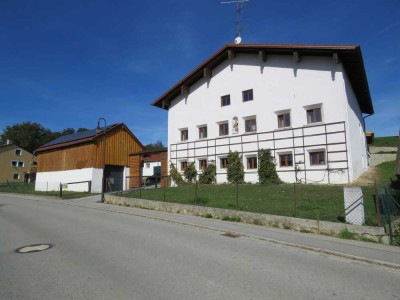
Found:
[146,163,150,168]
[242,89,253,102]
[278,113,291,128]
[199,159,207,170]
[279,154,293,167]
[15,149,22,156]
[307,107,322,124]
[11,160,18,167]
[18,161,24,167]
[180,129,188,141]
[220,157,228,169]
[247,157,257,169]
[219,123,229,136]
[245,118,257,133]
[13,173,20,180]
[221,95,230,107]
[180,161,188,171]
[198,126,207,139]
[310,151,325,166]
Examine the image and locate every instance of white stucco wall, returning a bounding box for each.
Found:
[167,53,364,184]
[35,168,103,193]
[142,161,161,177]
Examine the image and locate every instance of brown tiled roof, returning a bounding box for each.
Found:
[151,43,373,114]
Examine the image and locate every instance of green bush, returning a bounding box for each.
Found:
[199,163,216,184]
[184,162,197,183]
[170,163,184,186]
[227,151,244,183]
[258,148,282,184]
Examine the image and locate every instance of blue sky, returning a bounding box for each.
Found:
[0,0,399,145]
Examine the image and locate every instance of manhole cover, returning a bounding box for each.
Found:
[16,244,53,253]
[221,232,240,238]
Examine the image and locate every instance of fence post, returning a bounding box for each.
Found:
[236,182,239,211]
[88,181,92,193]
[59,182,62,198]
[195,180,198,205]
[373,180,381,226]
[385,189,393,245]
[163,176,166,202]
[293,182,297,217]
[155,174,158,189]
[139,177,142,199]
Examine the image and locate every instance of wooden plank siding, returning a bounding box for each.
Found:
[129,155,141,187]
[37,127,143,172]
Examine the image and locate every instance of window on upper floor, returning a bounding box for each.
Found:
[198,126,207,139]
[245,118,257,133]
[278,113,291,128]
[11,160,18,167]
[306,107,322,124]
[221,95,230,107]
[279,153,293,167]
[180,129,188,141]
[219,123,229,136]
[199,159,207,170]
[15,149,22,156]
[17,161,24,167]
[242,89,254,102]
[309,150,326,166]
[220,157,228,169]
[247,157,257,169]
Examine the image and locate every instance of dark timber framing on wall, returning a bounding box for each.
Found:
[170,121,350,184]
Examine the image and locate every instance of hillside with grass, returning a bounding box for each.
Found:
[373,136,398,147]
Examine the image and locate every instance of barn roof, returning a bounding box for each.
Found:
[151,43,374,114]
[35,123,143,153]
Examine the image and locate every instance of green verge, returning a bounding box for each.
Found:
[373,136,398,147]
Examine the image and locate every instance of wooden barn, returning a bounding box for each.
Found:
[35,123,144,193]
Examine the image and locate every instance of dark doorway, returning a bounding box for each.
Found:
[104,165,124,192]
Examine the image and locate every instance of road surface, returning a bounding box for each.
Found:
[0,193,399,300]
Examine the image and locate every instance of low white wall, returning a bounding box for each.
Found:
[35,168,103,193]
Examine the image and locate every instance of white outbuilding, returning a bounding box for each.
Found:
[152,44,374,184]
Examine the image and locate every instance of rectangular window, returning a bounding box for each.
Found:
[245,118,257,133]
[11,160,18,167]
[220,157,228,169]
[146,163,150,168]
[17,161,24,167]
[198,126,207,139]
[307,107,322,124]
[278,113,291,128]
[221,95,230,106]
[279,154,293,167]
[180,129,188,141]
[310,151,326,166]
[13,173,20,180]
[180,161,188,171]
[242,89,254,102]
[219,123,229,136]
[247,157,257,169]
[15,149,22,156]
[199,159,207,170]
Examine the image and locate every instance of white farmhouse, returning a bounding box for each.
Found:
[152,44,374,184]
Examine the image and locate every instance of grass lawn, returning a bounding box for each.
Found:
[373,136,398,147]
[0,183,93,199]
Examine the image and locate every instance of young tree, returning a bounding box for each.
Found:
[227,151,244,183]
[184,162,197,183]
[145,141,165,150]
[199,163,216,184]
[169,163,184,186]
[258,148,282,184]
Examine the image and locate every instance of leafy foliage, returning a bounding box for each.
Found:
[145,141,165,150]
[169,163,184,186]
[227,151,244,183]
[184,162,197,183]
[199,163,216,184]
[258,148,282,184]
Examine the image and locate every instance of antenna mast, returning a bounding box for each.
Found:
[221,0,249,44]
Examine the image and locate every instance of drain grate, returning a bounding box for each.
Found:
[221,232,240,238]
[16,244,53,253]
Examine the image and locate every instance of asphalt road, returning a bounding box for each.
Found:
[0,193,399,300]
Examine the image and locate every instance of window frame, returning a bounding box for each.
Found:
[220,157,228,169]
[17,161,24,167]
[242,89,254,102]
[180,129,188,141]
[279,153,293,167]
[219,123,229,136]
[198,126,207,139]
[246,156,258,169]
[245,118,257,133]
[309,150,326,166]
[11,160,18,167]
[180,161,188,171]
[15,149,22,156]
[306,107,322,124]
[199,159,207,170]
[277,113,291,128]
[13,173,20,180]
[221,94,231,107]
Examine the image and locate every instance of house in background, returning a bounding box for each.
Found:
[0,141,36,183]
[152,44,374,184]
[35,123,144,192]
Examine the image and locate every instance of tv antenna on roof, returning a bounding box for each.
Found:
[221,0,249,44]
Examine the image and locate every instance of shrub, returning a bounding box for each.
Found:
[170,163,184,186]
[199,163,216,184]
[258,148,282,184]
[184,162,197,183]
[227,151,244,183]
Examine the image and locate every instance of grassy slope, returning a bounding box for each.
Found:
[373,136,398,147]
